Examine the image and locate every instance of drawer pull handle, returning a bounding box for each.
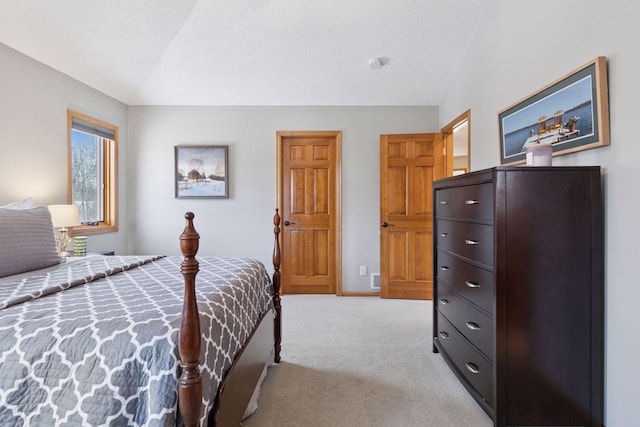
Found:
[465,200,480,205]
[439,200,449,205]
[439,298,449,305]
[440,232,449,237]
[466,362,480,374]
[440,265,449,271]
[466,321,481,331]
[439,331,449,339]
[465,239,479,245]
[465,281,480,288]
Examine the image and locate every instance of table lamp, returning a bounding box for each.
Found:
[48,204,81,256]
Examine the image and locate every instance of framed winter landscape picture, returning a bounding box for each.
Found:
[175,145,229,199]
[498,56,610,165]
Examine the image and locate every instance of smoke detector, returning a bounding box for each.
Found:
[368,58,384,70]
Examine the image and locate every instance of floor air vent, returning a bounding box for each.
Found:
[370,273,381,290]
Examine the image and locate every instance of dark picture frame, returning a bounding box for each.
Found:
[498,57,609,165]
[175,145,229,199]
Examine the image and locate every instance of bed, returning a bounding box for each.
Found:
[0,205,282,426]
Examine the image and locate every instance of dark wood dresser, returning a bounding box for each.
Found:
[432,166,603,427]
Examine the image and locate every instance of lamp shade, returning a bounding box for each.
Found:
[48,205,81,228]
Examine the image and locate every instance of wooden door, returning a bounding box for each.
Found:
[380,133,445,299]
[277,131,341,294]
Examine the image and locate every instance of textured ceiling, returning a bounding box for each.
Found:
[0,0,491,106]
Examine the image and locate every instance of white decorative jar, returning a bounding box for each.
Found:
[525,143,553,166]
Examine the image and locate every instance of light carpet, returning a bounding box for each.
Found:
[242,295,493,427]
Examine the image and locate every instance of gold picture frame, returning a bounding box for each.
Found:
[498,57,610,165]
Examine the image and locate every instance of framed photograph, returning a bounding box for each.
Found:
[175,145,229,199]
[498,57,609,165]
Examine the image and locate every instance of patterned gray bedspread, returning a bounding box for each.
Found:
[0,255,273,426]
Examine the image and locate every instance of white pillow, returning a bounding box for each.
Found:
[0,197,35,210]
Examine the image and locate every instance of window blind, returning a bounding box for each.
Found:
[71,118,115,140]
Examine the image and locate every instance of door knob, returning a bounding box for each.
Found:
[381,222,394,228]
[284,220,295,226]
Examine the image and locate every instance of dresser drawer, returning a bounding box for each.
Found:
[454,183,494,221]
[437,283,494,359]
[435,188,455,218]
[436,220,494,267]
[436,251,494,314]
[436,313,494,407]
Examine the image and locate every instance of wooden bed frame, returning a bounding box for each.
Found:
[177,210,282,426]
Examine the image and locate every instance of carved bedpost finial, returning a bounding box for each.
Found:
[272,208,282,363]
[273,209,281,270]
[180,212,200,260]
[178,212,202,427]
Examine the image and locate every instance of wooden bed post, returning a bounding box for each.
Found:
[273,209,282,363]
[178,212,202,427]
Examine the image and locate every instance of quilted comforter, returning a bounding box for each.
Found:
[0,255,273,426]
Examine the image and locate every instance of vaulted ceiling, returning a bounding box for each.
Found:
[0,0,491,106]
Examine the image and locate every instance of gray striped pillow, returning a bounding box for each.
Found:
[0,206,62,278]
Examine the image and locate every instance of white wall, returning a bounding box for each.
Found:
[0,39,439,293]
[439,1,639,425]
[0,43,130,254]
[128,106,438,291]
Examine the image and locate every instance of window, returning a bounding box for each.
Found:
[67,110,118,235]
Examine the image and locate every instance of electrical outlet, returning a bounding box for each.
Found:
[359,265,367,276]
